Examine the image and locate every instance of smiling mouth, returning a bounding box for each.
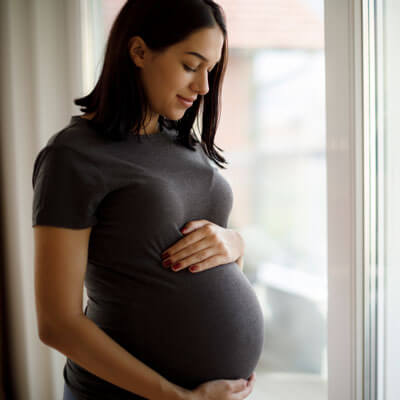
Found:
[179,95,197,102]
[177,95,194,107]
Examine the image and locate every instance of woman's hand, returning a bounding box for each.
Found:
[161,220,245,273]
[185,372,256,400]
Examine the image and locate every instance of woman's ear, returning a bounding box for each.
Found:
[128,36,146,68]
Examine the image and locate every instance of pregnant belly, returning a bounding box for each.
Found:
[85,261,265,390]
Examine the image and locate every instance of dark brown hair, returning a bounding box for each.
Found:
[75,0,229,168]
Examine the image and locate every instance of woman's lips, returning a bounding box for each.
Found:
[177,95,194,107]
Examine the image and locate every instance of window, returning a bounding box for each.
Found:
[83,1,327,399]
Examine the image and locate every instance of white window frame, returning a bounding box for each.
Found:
[325,0,365,399]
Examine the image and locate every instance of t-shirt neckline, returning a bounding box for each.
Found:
[71,115,174,142]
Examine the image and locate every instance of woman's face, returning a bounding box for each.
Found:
[129,26,224,133]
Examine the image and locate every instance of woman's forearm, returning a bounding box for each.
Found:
[41,315,190,400]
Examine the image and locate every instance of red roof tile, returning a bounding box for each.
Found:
[103,0,324,50]
[217,0,324,49]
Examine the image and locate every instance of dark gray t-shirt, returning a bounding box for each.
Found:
[32,116,264,400]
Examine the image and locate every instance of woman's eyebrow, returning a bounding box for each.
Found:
[184,51,209,62]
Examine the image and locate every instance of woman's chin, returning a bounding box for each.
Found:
[162,108,189,121]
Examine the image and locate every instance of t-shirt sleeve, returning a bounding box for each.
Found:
[32,144,106,229]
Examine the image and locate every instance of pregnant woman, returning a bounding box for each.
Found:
[32,1,264,399]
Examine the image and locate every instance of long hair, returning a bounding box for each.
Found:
[75,0,229,168]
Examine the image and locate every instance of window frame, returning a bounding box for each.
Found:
[325,0,365,399]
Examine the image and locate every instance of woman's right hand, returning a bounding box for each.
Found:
[186,372,256,400]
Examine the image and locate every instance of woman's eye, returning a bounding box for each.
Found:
[183,64,197,72]
[183,64,213,73]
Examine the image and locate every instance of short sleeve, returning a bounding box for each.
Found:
[32,145,106,229]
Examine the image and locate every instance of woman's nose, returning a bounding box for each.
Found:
[192,71,209,96]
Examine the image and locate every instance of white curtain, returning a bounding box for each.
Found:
[0,1,83,398]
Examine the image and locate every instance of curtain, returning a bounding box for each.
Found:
[0,0,83,398]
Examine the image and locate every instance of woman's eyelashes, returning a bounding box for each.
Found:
[183,64,197,72]
[183,64,213,73]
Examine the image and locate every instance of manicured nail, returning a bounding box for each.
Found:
[172,263,181,271]
[161,252,169,259]
[163,259,172,267]
[189,265,198,272]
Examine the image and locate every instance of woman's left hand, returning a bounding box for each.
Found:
[161,219,244,273]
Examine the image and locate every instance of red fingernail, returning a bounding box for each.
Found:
[189,265,198,272]
[172,263,181,270]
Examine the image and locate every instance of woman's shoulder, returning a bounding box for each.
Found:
[45,115,104,152]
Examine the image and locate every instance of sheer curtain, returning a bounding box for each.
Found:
[0,0,82,399]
